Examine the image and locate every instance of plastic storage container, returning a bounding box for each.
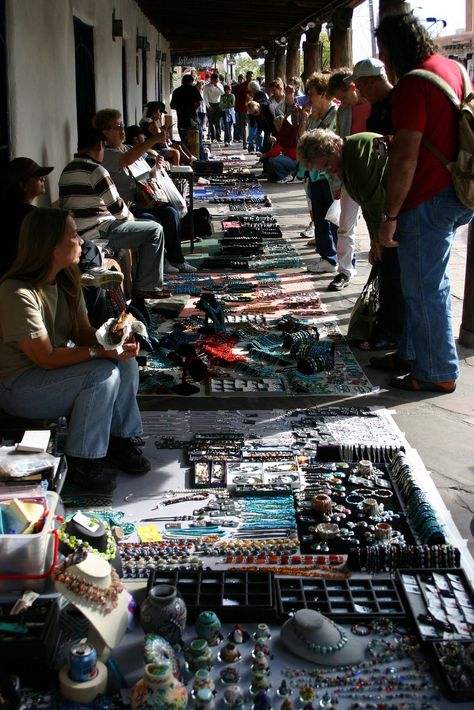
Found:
[0,490,60,591]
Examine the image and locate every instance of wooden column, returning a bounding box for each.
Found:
[275,45,286,82]
[329,7,353,69]
[286,31,302,83]
[264,55,275,85]
[302,25,322,82]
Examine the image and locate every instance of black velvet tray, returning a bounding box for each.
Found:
[294,461,415,554]
[275,576,406,619]
[146,569,276,622]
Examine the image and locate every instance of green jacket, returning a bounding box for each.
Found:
[341,132,387,243]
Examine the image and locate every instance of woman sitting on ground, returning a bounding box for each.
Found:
[0,208,150,494]
[94,108,196,274]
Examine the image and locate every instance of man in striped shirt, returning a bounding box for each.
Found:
[59,128,165,298]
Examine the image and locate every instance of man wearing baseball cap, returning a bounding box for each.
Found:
[1,157,54,275]
[345,57,387,84]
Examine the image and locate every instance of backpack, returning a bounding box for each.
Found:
[407,63,474,210]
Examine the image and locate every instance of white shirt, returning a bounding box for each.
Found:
[203,83,224,107]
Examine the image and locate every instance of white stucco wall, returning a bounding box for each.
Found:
[6,0,170,203]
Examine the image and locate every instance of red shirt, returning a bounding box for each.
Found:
[350,100,371,134]
[234,81,250,113]
[391,54,464,211]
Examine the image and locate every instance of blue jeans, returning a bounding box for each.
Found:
[309,178,338,265]
[223,119,233,145]
[396,183,472,382]
[0,359,142,459]
[131,205,184,264]
[100,218,164,291]
[268,155,297,181]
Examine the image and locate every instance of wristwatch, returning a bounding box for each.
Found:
[88,345,98,359]
[381,212,398,222]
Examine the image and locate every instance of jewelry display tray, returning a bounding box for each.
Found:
[295,461,416,554]
[275,576,406,619]
[397,568,474,702]
[146,569,275,622]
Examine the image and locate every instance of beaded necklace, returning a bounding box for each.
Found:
[229,564,351,579]
[53,561,124,613]
[59,520,117,561]
[290,616,348,655]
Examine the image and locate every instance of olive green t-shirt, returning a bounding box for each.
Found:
[0,279,87,379]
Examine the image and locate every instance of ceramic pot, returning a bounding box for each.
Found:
[219,642,241,664]
[195,611,222,645]
[130,662,188,710]
[223,684,244,709]
[193,687,215,710]
[184,638,213,673]
[140,584,187,646]
[192,669,215,696]
[144,634,180,678]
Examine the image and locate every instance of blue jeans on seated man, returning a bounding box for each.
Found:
[100,218,164,291]
[309,177,338,265]
[0,358,142,459]
[268,155,297,181]
[396,182,472,383]
[131,204,184,265]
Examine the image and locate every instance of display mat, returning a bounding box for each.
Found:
[139,272,376,398]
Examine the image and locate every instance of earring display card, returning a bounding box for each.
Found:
[397,569,474,642]
[275,577,405,619]
[146,569,275,622]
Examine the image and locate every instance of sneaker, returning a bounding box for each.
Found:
[164,258,179,274]
[307,258,337,274]
[80,267,124,288]
[224,142,230,147]
[276,175,293,184]
[306,240,316,248]
[300,222,315,238]
[178,261,197,273]
[65,456,116,494]
[105,436,151,474]
[327,273,350,291]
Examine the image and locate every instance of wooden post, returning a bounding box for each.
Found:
[302,25,322,82]
[265,55,275,86]
[286,31,302,84]
[329,7,353,69]
[275,45,286,82]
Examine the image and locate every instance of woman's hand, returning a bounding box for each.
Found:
[105,339,140,361]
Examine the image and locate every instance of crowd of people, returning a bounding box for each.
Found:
[0,12,471,494]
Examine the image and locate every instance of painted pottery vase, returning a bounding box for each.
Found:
[253,623,271,640]
[223,684,244,709]
[144,634,180,678]
[184,638,213,673]
[130,662,188,710]
[252,689,272,710]
[193,687,215,710]
[140,584,187,646]
[252,650,269,672]
[219,642,241,664]
[219,666,241,685]
[250,671,271,694]
[192,669,216,697]
[195,610,222,645]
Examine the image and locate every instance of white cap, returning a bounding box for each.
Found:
[345,57,386,82]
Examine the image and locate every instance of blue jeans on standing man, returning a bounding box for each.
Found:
[0,358,142,459]
[396,182,472,383]
[309,177,338,265]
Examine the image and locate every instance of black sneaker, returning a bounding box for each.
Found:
[106,436,151,474]
[65,456,117,494]
[327,273,350,291]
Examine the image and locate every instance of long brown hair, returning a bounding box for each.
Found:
[0,207,82,335]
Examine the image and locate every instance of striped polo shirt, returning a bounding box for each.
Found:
[59,153,131,239]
